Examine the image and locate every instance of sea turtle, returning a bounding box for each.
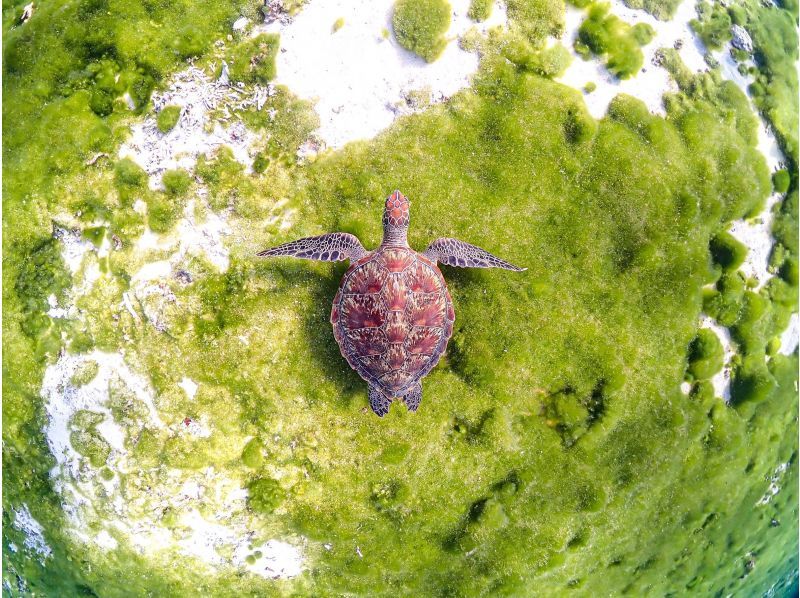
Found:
[257,191,524,416]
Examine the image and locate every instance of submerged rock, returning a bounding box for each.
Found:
[731,25,754,53]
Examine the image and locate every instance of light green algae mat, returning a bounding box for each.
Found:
[2,0,798,595]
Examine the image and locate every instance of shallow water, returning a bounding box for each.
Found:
[3,0,798,595]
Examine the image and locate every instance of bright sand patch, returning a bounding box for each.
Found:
[260,0,508,149]
[12,505,52,560]
[40,350,304,578]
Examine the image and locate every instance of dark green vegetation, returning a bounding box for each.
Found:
[773,168,791,194]
[710,231,748,273]
[686,329,724,380]
[3,0,798,597]
[392,0,452,62]
[575,3,655,79]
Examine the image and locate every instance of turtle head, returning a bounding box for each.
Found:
[382,190,410,246]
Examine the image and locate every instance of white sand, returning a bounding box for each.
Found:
[53,226,95,274]
[132,261,173,283]
[176,195,232,271]
[179,377,199,400]
[260,0,508,149]
[178,509,241,566]
[95,530,119,551]
[233,539,305,579]
[12,505,53,560]
[779,313,799,356]
[728,207,779,291]
[41,351,164,478]
[700,315,735,401]
[118,66,265,188]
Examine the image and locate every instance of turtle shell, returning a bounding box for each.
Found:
[330,247,455,397]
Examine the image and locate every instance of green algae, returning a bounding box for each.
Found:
[690,1,732,50]
[242,438,265,468]
[503,38,573,78]
[108,376,149,430]
[575,3,655,79]
[689,0,799,240]
[69,411,111,468]
[703,272,746,326]
[392,0,452,63]
[710,230,748,273]
[156,105,181,133]
[773,169,791,194]
[467,0,492,23]
[114,158,148,207]
[196,147,246,211]
[228,85,319,168]
[468,0,493,21]
[247,477,284,514]
[70,361,100,387]
[506,0,565,43]
[2,0,798,597]
[148,188,188,234]
[13,237,71,339]
[686,329,724,381]
[619,0,679,20]
[225,34,280,85]
[161,169,192,197]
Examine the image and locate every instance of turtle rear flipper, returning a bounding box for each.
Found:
[424,237,525,271]
[369,385,392,417]
[257,232,368,262]
[402,383,422,412]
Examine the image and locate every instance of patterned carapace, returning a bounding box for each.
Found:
[258,190,524,417]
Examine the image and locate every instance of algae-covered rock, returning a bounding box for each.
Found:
[247,477,284,514]
[70,360,99,387]
[468,0,493,21]
[392,0,452,62]
[687,329,724,380]
[710,231,748,272]
[156,105,182,133]
[225,34,280,84]
[575,3,654,79]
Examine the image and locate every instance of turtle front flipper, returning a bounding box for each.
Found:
[368,385,392,417]
[424,237,525,271]
[402,383,422,412]
[257,232,368,262]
